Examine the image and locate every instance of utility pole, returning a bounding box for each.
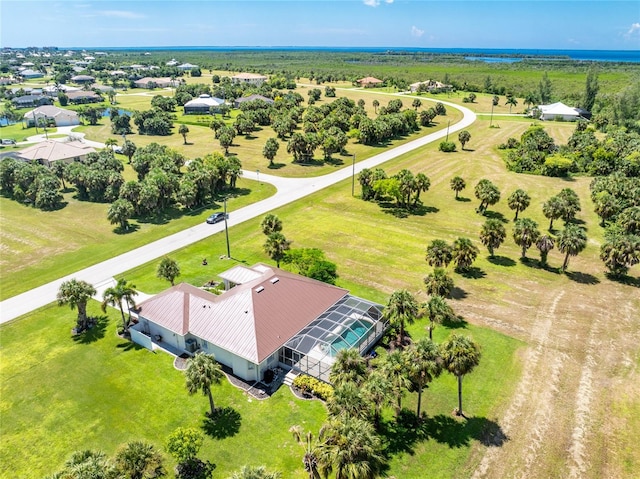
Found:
[445,120,450,142]
[223,197,230,259]
[351,154,356,196]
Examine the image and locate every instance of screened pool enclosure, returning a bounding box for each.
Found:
[279,295,387,383]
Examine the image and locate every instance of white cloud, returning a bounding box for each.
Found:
[567,38,580,45]
[411,26,424,38]
[98,10,145,19]
[626,22,640,37]
[363,0,393,7]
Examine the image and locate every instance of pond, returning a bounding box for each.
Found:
[102,108,133,117]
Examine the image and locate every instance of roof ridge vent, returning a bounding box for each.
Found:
[255,286,265,293]
[270,277,280,284]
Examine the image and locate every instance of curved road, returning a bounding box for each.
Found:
[0,98,475,323]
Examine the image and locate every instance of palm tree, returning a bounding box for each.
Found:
[372,99,379,113]
[479,219,506,258]
[101,278,138,331]
[423,267,454,298]
[404,337,443,417]
[361,370,393,427]
[450,176,466,199]
[474,179,501,214]
[557,224,587,272]
[512,218,540,259]
[157,256,180,286]
[179,124,189,144]
[289,425,321,479]
[452,237,479,272]
[507,189,531,220]
[382,289,420,345]
[112,441,165,479]
[542,195,563,230]
[600,234,640,277]
[316,416,384,479]
[260,213,283,236]
[411,98,422,110]
[425,239,453,268]
[441,333,481,417]
[229,465,282,479]
[185,352,224,417]
[104,138,118,152]
[57,278,97,331]
[329,348,368,387]
[327,382,370,420]
[536,234,555,267]
[412,172,430,206]
[423,295,454,340]
[557,188,581,223]
[505,95,518,113]
[263,232,291,267]
[458,130,471,150]
[380,350,412,415]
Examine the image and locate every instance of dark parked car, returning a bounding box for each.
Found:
[206,212,228,224]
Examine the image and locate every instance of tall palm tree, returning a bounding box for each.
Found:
[557,188,581,224]
[423,295,454,340]
[317,416,384,479]
[423,267,454,298]
[557,224,588,272]
[260,213,283,236]
[185,352,224,417]
[452,237,479,272]
[380,350,412,415]
[327,382,370,420]
[289,425,321,479]
[112,441,165,479]
[542,195,563,231]
[441,333,481,417]
[329,348,368,387]
[450,176,466,199]
[479,219,506,258]
[229,465,282,479]
[382,289,420,345]
[362,370,393,427]
[101,278,138,331]
[404,337,443,417]
[513,218,540,258]
[412,172,431,206]
[425,239,453,268]
[474,179,501,214]
[505,95,518,113]
[263,232,291,267]
[507,189,531,220]
[372,99,379,113]
[178,124,189,145]
[57,278,97,331]
[536,234,555,267]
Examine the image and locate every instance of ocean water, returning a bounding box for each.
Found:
[78,46,640,63]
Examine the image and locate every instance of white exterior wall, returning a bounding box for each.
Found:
[540,113,579,121]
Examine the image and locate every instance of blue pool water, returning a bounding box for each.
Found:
[330,320,370,355]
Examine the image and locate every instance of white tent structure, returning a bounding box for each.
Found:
[537,102,583,121]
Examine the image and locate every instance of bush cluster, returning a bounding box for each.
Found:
[293,374,334,401]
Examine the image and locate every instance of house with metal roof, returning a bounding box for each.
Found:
[130,264,386,383]
[233,94,275,108]
[183,94,225,114]
[24,105,80,127]
[5,139,96,166]
[536,102,588,121]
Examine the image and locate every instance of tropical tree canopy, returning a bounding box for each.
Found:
[557,223,588,272]
[382,289,420,344]
[440,333,481,417]
[57,278,97,331]
[185,352,224,416]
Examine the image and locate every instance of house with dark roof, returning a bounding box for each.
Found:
[130,264,386,383]
[233,94,275,108]
[71,74,95,84]
[18,69,44,79]
[12,94,53,108]
[66,90,102,104]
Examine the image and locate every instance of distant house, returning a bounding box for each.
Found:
[18,69,44,79]
[24,105,80,127]
[12,95,53,108]
[409,80,452,93]
[233,94,275,108]
[177,63,198,71]
[536,102,588,122]
[357,77,384,88]
[183,94,225,114]
[66,90,102,104]
[42,84,81,96]
[166,59,179,67]
[8,139,96,167]
[133,77,179,89]
[71,75,95,84]
[0,77,16,86]
[130,264,386,383]
[231,72,268,86]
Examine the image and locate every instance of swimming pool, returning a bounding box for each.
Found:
[329,319,371,356]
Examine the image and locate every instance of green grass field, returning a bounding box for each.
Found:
[0,297,522,479]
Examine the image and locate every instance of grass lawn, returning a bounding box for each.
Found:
[0,178,275,301]
[0,296,522,479]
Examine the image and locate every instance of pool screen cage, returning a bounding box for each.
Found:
[279,295,387,383]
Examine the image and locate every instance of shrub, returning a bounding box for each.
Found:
[292,374,334,401]
[439,141,457,152]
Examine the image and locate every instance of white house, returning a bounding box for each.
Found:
[537,102,585,121]
[409,80,452,93]
[24,105,80,127]
[183,94,225,114]
[130,264,386,383]
[177,63,198,71]
[231,72,268,86]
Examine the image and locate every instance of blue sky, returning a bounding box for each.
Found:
[1,0,639,50]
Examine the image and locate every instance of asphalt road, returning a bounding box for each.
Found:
[0,98,475,323]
